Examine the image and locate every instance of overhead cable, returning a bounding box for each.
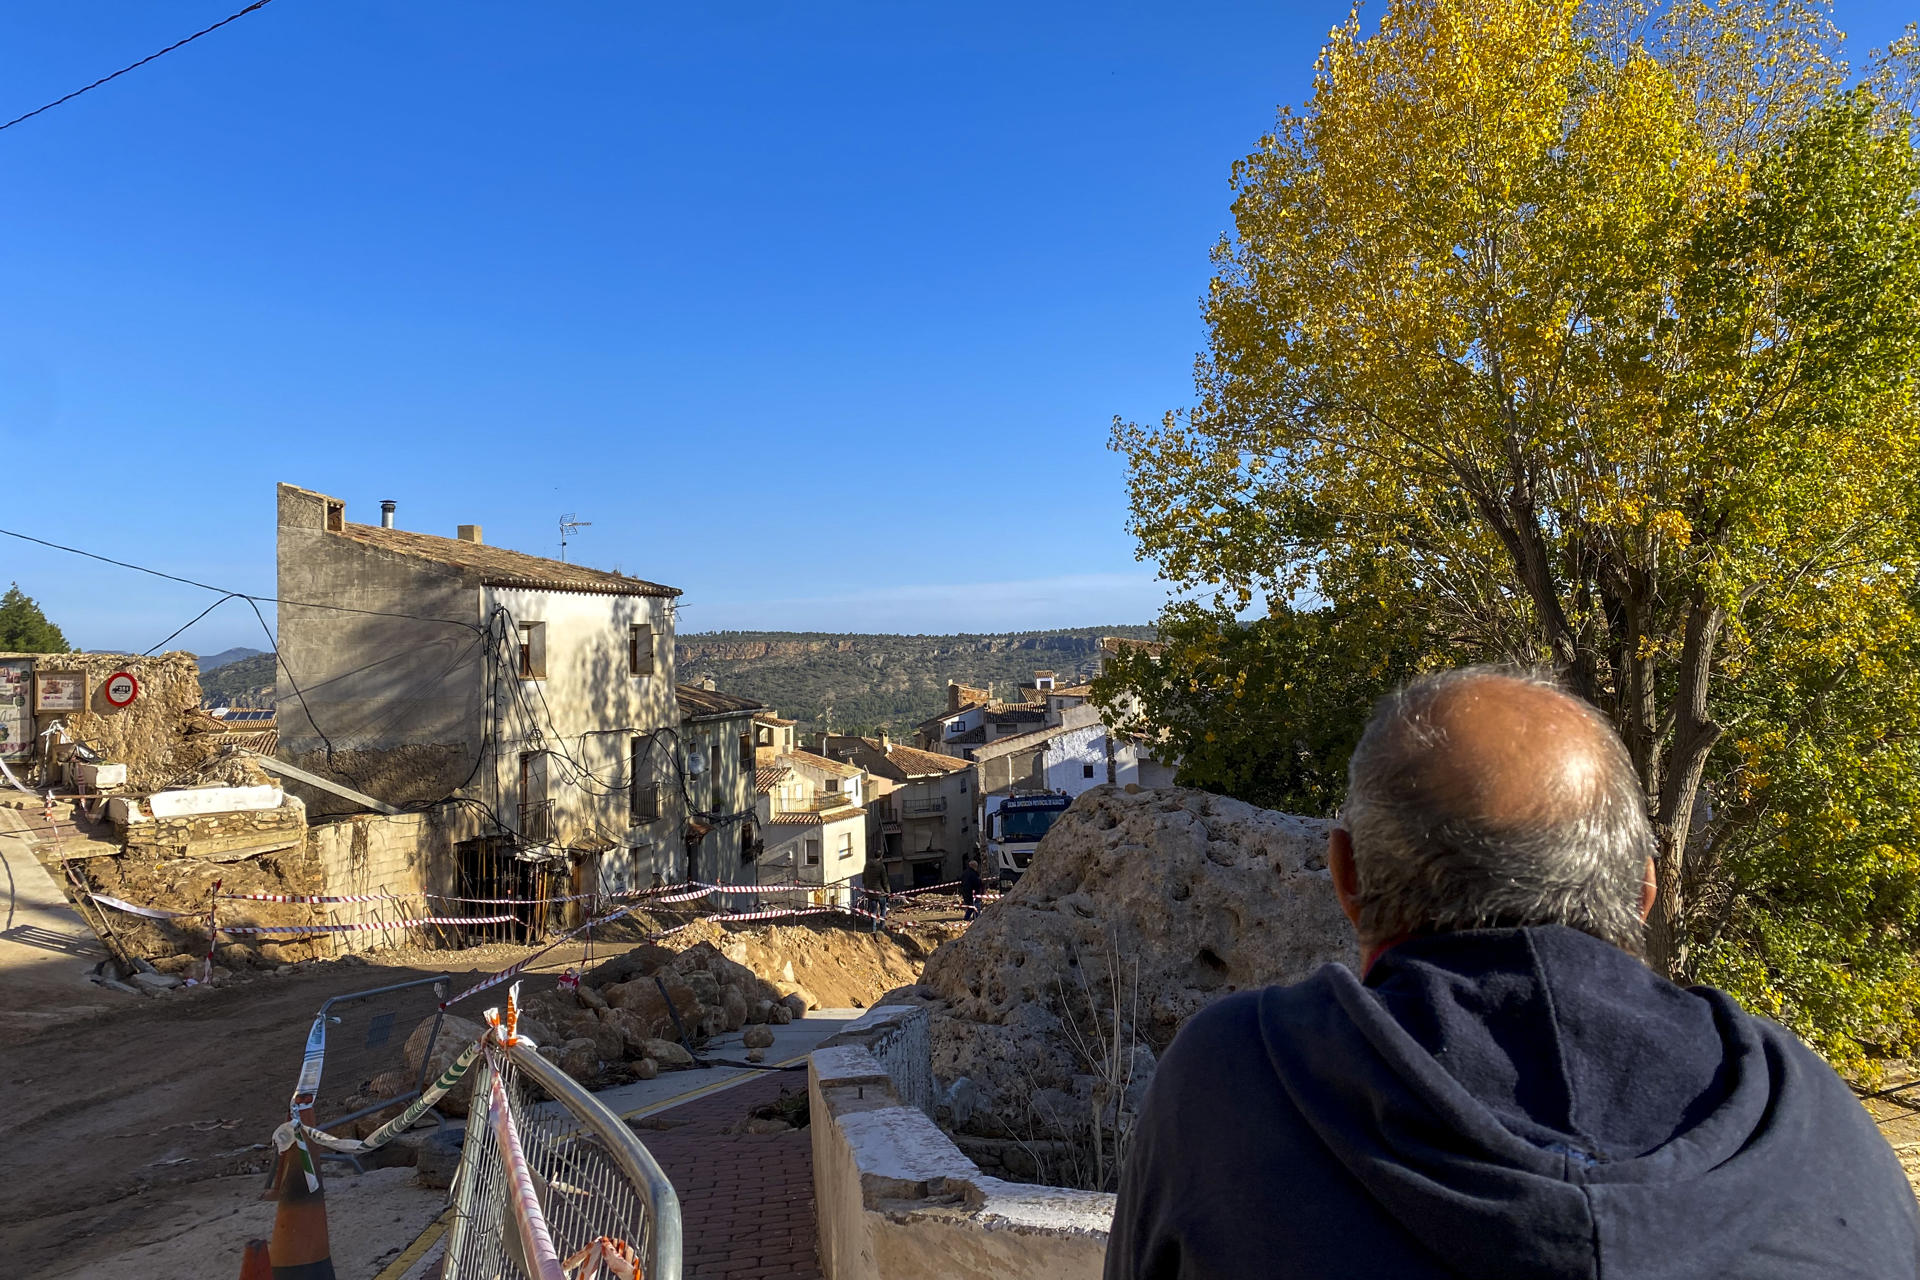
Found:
[0,0,281,134]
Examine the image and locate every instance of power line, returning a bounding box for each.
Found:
[0,1,280,135]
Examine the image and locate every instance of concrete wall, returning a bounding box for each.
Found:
[810,1007,1113,1280]
[276,485,485,811]
[306,808,474,956]
[895,768,977,883]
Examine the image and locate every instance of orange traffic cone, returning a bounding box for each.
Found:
[237,1238,272,1280]
[263,1114,336,1280]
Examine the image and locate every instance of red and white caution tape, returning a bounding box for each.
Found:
[89,893,205,920]
[218,913,518,936]
[440,903,643,1010]
[489,1064,568,1280]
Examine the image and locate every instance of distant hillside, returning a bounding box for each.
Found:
[196,646,266,672]
[201,652,275,707]
[675,627,1157,735]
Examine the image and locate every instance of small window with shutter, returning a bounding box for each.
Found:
[629,623,655,676]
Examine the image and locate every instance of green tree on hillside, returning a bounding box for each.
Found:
[0,584,70,653]
[1109,0,1920,1065]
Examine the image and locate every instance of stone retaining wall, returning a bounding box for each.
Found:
[809,1005,1114,1280]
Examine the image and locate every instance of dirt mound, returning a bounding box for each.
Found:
[589,915,959,1013]
[912,785,1354,1181]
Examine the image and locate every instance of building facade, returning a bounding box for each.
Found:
[275,482,690,904]
[821,734,977,887]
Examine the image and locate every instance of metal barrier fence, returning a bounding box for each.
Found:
[442,1041,683,1280]
[312,973,451,1139]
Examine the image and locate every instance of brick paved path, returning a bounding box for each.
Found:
[636,1071,822,1280]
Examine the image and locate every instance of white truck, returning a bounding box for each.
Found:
[984,790,1073,889]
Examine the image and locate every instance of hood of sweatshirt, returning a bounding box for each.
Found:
[1254,925,1904,1279]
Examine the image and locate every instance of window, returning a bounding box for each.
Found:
[518,621,546,679]
[837,832,853,860]
[824,777,839,793]
[805,838,821,866]
[739,733,753,768]
[630,737,659,820]
[1083,763,1096,779]
[629,623,655,676]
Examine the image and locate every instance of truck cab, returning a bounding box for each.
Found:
[985,791,1072,889]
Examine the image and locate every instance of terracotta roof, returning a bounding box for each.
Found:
[990,707,1048,724]
[675,684,765,721]
[918,701,988,732]
[337,521,679,597]
[823,736,973,782]
[779,749,865,780]
[1050,685,1093,698]
[884,742,973,776]
[753,711,797,726]
[754,764,793,795]
[1034,670,1057,678]
[765,806,866,826]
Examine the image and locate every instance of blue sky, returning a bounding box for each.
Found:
[0,2,1911,654]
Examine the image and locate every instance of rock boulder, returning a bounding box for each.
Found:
[918,786,1353,1143]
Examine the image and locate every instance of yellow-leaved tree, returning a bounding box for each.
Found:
[1114,0,1920,1054]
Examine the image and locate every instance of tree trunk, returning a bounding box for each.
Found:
[1645,597,1725,977]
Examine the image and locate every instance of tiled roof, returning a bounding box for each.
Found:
[754,764,793,795]
[991,707,1048,724]
[765,806,866,826]
[753,711,797,726]
[780,749,865,780]
[675,684,765,721]
[338,522,678,597]
[885,743,973,776]
[1050,685,1094,698]
[970,722,1073,757]
[824,736,973,782]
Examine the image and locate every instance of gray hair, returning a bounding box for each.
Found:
[1341,666,1653,954]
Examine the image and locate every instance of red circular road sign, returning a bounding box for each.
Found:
[104,671,140,707]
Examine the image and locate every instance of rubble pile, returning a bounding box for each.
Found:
[906,786,1354,1176]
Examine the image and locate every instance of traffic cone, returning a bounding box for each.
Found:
[263,1113,336,1280]
[237,1239,271,1280]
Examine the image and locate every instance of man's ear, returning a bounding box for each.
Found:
[1330,828,1363,931]
[1640,856,1658,921]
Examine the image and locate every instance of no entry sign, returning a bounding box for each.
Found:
[104,672,140,707]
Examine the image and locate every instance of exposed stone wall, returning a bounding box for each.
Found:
[305,809,467,956]
[4,650,217,790]
[121,800,307,862]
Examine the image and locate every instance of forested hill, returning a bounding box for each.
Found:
[675,627,1157,735]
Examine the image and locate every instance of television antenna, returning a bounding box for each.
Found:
[559,513,591,561]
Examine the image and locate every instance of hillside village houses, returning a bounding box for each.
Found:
[275,482,779,911]
[750,736,869,901]
[818,734,976,887]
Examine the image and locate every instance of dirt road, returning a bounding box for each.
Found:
[0,945,577,1279]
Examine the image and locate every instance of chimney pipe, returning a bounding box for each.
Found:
[380,500,396,529]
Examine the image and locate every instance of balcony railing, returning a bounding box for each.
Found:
[903,797,947,817]
[518,798,554,844]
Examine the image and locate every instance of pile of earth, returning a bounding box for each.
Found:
[348,914,960,1125]
[901,785,1355,1182]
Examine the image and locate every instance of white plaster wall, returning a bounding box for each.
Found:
[1043,727,1140,798]
[485,586,680,865]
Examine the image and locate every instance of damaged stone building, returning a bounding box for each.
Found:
[274,481,700,918]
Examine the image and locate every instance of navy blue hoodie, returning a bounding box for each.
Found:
[1105,926,1920,1279]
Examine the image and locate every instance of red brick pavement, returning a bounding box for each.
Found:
[634,1070,823,1280]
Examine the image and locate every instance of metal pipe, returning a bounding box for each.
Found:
[505,1041,684,1280]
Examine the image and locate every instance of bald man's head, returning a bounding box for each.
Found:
[1340,668,1654,954]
